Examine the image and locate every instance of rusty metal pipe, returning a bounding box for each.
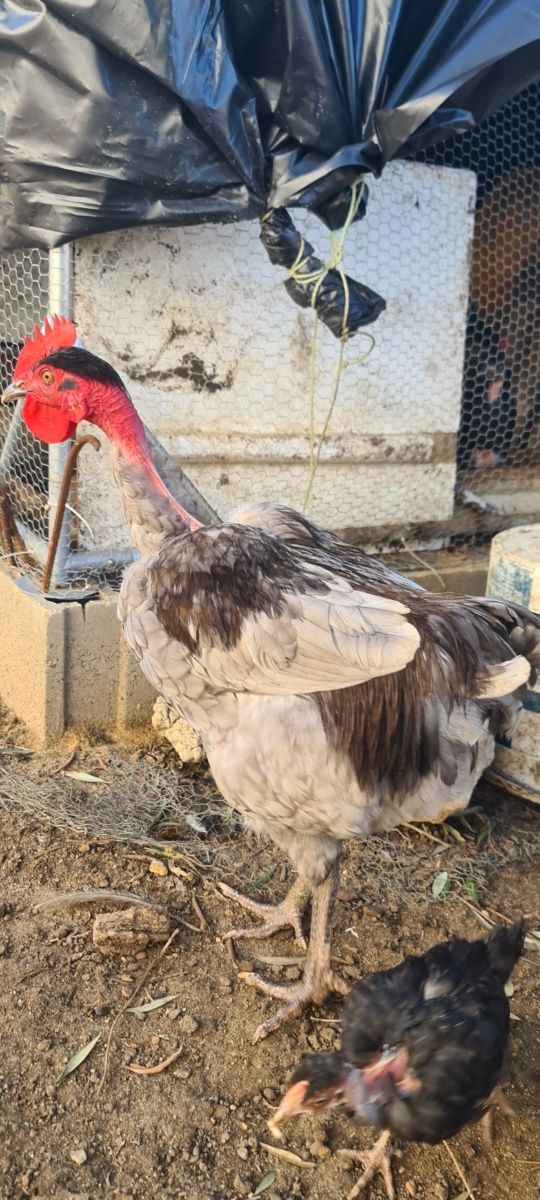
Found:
[41,434,101,594]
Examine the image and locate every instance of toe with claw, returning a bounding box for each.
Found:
[338,1131,399,1200]
[241,958,349,1042]
[216,878,310,947]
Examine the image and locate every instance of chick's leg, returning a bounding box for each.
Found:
[217,876,311,948]
[480,1084,516,1145]
[338,1131,397,1200]
[240,863,349,1041]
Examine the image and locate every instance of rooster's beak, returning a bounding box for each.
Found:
[0,381,26,404]
[267,1080,309,1139]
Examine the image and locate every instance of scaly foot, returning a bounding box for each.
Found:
[230,863,345,1042]
[338,1131,398,1200]
[240,952,349,1041]
[217,878,311,948]
[480,1084,516,1145]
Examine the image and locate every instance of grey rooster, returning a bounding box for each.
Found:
[3,316,539,1041]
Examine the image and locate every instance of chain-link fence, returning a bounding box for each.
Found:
[0,249,50,577]
[0,80,539,592]
[415,78,540,548]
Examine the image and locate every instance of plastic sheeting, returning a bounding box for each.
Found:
[0,1,539,252]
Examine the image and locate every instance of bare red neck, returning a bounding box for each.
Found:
[86,383,202,551]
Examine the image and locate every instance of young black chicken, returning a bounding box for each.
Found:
[268,920,525,1198]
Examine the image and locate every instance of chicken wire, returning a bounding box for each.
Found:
[415,78,540,548]
[0,249,50,577]
[0,80,539,598]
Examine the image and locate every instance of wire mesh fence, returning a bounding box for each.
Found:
[0,80,539,593]
[0,249,50,576]
[415,78,540,548]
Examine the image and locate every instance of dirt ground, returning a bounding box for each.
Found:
[0,708,539,1200]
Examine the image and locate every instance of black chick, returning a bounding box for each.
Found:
[268,920,525,1199]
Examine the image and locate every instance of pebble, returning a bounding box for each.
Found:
[70,1149,87,1167]
[174,1067,192,1080]
[405,1183,417,1197]
[167,1007,182,1020]
[178,1014,199,1034]
[56,923,73,940]
[0,942,8,956]
[149,859,168,877]
[149,1034,160,1046]
[115,1193,134,1200]
[309,1140,331,1161]
[262,1087,277,1101]
[37,1039,51,1052]
[93,1003,111,1017]
[232,1174,250,1194]
[236,1145,249,1161]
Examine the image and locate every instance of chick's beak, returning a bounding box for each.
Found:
[267,1081,309,1140]
[0,381,26,404]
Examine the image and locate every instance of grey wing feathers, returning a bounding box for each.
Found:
[120,525,421,701]
[200,582,420,695]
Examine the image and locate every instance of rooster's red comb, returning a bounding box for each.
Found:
[14,315,77,380]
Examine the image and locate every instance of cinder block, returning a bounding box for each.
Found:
[0,570,65,744]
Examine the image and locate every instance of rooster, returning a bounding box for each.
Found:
[268,921,525,1199]
[3,317,540,1041]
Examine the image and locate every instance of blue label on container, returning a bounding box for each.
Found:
[487,556,532,607]
[523,688,540,714]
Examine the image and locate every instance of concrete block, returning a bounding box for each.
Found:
[0,570,65,744]
[0,567,155,745]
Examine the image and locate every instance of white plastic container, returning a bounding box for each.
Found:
[485,524,540,804]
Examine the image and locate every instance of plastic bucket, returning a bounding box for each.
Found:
[485,524,540,804]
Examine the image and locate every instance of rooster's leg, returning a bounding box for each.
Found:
[217,877,311,948]
[239,863,349,1041]
[337,1131,398,1200]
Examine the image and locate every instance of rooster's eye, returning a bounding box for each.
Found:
[40,369,54,386]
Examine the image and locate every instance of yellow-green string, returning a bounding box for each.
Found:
[297,179,375,515]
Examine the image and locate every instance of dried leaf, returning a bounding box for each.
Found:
[246,865,277,893]
[55,1035,100,1085]
[432,871,451,900]
[451,1192,472,1200]
[260,1143,317,1167]
[476,826,490,848]
[504,979,515,998]
[463,879,479,902]
[509,1012,521,1021]
[253,1173,276,1196]
[127,1047,183,1076]
[0,746,32,756]
[63,770,105,784]
[128,994,179,1014]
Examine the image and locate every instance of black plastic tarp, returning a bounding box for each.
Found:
[1,0,540,251]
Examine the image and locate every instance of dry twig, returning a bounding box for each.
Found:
[97,928,180,1097]
[127,1047,183,1076]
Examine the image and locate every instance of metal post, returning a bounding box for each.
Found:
[47,244,74,588]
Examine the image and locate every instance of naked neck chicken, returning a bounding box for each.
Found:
[3,317,540,1042]
[268,920,525,1199]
